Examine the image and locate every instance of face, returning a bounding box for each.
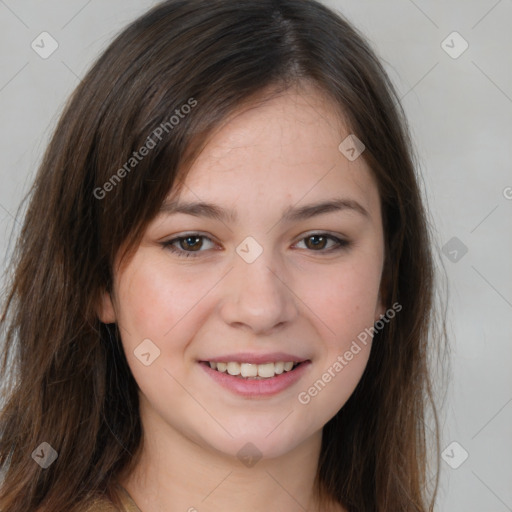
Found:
[99,84,386,461]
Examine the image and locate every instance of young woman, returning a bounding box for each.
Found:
[0,1,446,510]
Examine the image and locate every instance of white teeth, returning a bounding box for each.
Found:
[227,362,241,376]
[258,363,276,378]
[257,363,275,378]
[274,362,284,374]
[207,361,299,378]
[240,363,258,377]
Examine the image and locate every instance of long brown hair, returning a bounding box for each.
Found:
[0,1,447,510]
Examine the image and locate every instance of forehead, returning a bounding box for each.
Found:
[193,86,347,169]
[169,86,380,222]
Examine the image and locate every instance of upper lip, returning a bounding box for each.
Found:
[200,352,309,364]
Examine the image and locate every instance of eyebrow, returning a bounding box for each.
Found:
[158,197,370,223]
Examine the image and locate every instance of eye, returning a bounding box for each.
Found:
[161,232,349,258]
[294,233,349,252]
[161,234,216,258]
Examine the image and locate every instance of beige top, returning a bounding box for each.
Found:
[83,483,142,512]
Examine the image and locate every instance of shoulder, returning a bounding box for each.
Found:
[79,496,121,512]
[78,486,141,512]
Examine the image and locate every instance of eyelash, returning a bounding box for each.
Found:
[161,233,350,258]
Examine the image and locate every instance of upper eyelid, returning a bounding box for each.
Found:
[164,230,345,241]
[164,232,217,246]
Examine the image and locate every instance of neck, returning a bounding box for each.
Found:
[118,403,343,512]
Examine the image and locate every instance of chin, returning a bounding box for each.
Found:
[200,424,313,463]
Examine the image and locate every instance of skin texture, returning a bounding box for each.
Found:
[99,84,386,512]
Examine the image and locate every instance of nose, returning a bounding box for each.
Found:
[217,246,298,335]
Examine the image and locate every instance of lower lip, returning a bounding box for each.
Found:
[199,361,311,398]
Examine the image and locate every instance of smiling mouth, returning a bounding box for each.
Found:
[200,361,304,379]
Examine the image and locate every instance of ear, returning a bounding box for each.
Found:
[98,288,117,324]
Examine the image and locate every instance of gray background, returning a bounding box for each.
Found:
[1,1,511,510]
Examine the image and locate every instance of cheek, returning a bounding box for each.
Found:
[114,256,213,402]
[295,261,379,423]
[115,254,207,343]
[299,251,382,417]
[299,251,383,347]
